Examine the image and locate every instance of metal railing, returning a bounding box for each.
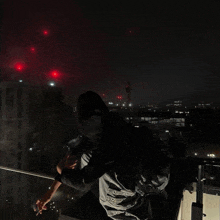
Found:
[0,165,54,180]
[174,157,220,220]
[1,157,220,220]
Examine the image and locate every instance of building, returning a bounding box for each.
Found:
[0,81,75,210]
[0,81,32,206]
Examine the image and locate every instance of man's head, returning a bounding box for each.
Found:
[76,91,109,138]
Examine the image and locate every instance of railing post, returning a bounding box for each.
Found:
[191,164,204,220]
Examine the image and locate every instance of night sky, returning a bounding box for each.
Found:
[1,0,220,105]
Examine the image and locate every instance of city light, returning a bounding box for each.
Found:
[117,95,122,100]
[207,154,216,158]
[14,62,24,71]
[19,80,23,83]
[52,71,58,78]
[49,82,55,87]
[30,47,35,53]
[43,30,49,35]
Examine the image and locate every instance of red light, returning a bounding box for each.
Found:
[43,30,49,35]
[30,47,35,52]
[14,63,24,71]
[51,71,59,78]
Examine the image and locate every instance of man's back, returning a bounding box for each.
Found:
[56,111,170,219]
[97,117,170,220]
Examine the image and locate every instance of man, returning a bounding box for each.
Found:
[35,91,170,219]
[35,91,109,215]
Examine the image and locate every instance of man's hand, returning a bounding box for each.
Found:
[57,154,79,174]
[34,190,52,215]
[34,180,62,216]
[64,155,79,169]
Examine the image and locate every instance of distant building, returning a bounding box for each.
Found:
[0,81,74,207]
[195,102,213,109]
[166,100,182,107]
[174,100,182,107]
[0,81,35,166]
[0,81,32,206]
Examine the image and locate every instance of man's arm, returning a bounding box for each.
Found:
[55,146,115,189]
[35,180,62,215]
[35,153,79,215]
[57,154,79,174]
[56,124,125,190]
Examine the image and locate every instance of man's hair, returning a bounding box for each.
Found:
[77,91,109,123]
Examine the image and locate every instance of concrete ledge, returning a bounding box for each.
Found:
[59,215,82,220]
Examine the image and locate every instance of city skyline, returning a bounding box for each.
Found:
[1,1,220,105]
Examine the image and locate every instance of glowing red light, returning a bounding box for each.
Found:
[30,47,35,52]
[14,63,24,71]
[43,30,48,35]
[51,71,59,78]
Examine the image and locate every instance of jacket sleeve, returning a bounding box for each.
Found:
[54,144,116,190]
[55,120,126,190]
[55,168,94,191]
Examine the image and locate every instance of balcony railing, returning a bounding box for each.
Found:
[1,157,220,220]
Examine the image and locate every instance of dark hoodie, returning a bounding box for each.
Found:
[55,111,170,191]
